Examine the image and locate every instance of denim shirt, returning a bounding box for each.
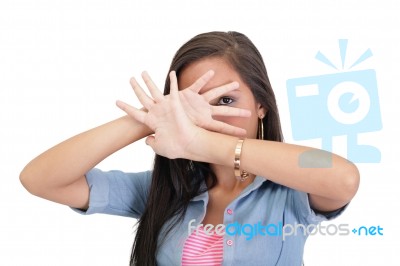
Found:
[73,168,344,265]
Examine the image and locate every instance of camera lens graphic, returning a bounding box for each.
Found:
[327,81,371,125]
[286,38,382,163]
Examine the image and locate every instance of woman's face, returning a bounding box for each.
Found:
[178,57,265,138]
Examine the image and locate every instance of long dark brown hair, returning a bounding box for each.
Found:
[130,31,283,265]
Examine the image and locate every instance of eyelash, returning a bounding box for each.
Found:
[217,97,234,105]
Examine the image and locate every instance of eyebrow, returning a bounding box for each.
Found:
[224,88,242,94]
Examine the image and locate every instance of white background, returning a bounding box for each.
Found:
[1,0,399,265]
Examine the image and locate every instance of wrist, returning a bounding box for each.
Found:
[119,115,153,143]
[183,129,238,166]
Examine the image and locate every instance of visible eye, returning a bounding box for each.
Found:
[217,97,234,105]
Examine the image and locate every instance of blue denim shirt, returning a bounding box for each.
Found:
[73,168,344,265]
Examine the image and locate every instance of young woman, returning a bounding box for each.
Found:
[20,31,359,265]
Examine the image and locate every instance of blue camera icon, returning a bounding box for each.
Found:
[287,69,382,163]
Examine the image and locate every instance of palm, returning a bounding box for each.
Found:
[178,70,250,136]
[116,70,251,158]
[179,89,213,129]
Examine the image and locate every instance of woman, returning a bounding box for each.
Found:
[20,31,359,265]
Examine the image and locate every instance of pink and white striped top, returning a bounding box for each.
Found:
[181,226,224,266]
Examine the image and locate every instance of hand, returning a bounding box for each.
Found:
[178,70,251,136]
[116,71,250,159]
[119,70,251,134]
[117,71,200,159]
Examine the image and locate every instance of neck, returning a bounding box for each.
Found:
[209,164,255,192]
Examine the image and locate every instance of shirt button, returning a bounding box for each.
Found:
[226,209,233,215]
[226,240,233,246]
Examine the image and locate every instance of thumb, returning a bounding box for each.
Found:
[145,135,155,148]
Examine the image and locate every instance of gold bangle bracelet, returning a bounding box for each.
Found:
[234,139,249,181]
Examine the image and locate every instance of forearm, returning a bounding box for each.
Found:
[240,139,359,202]
[20,115,152,194]
[186,131,359,208]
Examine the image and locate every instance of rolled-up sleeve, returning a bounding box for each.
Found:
[291,189,348,226]
[71,168,152,219]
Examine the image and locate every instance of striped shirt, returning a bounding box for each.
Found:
[182,226,223,266]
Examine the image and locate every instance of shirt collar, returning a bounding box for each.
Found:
[191,176,268,202]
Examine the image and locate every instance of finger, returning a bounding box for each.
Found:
[211,106,252,117]
[187,70,215,93]
[202,81,239,102]
[116,100,147,123]
[169,71,179,100]
[142,71,164,102]
[145,135,155,147]
[206,120,247,137]
[130,77,154,110]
